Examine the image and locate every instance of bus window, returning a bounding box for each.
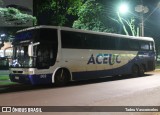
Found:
[37,45,50,69]
[61,31,83,49]
[100,36,116,50]
[117,38,129,50]
[140,41,150,51]
[149,42,154,51]
[129,40,139,51]
[84,34,100,49]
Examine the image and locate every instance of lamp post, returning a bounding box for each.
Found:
[135,5,149,37]
[118,2,149,37]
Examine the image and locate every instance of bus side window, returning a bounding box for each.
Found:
[37,46,50,69]
[149,42,154,51]
[140,41,150,51]
[118,38,129,50]
[129,40,139,51]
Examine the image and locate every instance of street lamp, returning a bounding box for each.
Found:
[117,3,130,36]
[118,2,149,37]
[119,3,129,14]
[135,5,149,37]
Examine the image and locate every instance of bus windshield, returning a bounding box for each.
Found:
[10,44,36,68]
[10,28,58,68]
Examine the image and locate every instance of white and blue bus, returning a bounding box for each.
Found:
[9,26,156,85]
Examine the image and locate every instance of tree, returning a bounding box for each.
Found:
[73,0,118,32]
[0,7,37,25]
[35,0,83,26]
[0,0,36,26]
[0,0,37,49]
[113,12,139,36]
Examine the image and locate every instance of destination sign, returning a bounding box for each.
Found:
[14,31,33,42]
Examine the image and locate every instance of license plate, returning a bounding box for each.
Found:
[15,76,19,80]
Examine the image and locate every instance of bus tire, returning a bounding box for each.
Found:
[139,65,145,76]
[131,65,139,77]
[55,69,68,86]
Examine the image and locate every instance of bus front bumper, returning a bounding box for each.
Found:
[9,74,53,85]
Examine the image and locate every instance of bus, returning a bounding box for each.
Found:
[9,26,156,85]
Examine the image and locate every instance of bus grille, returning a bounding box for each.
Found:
[13,71,23,74]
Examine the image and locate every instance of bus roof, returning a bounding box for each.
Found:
[17,25,154,42]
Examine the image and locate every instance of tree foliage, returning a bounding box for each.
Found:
[0,0,37,49]
[72,0,117,32]
[36,0,83,26]
[0,0,36,26]
[112,12,139,36]
[0,7,37,25]
[35,0,138,35]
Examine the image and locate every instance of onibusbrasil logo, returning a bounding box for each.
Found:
[1,107,42,112]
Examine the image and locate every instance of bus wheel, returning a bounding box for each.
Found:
[139,65,145,76]
[55,69,68,86]
[131,65,139,77]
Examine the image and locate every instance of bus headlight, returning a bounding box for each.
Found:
[29,70,34,74]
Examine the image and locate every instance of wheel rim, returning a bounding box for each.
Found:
[55,69,67,86]
[58,69,65,82]
[139,65,144,76]
[132,65,138,77]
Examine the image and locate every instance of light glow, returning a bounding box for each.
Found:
[119,3,129,14]
[0,34,6,37]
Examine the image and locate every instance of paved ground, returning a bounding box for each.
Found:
[0,71,160,115]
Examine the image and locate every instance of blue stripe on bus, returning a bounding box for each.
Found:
[72,64,131,81]
[72,53,155,81]
[9,74,52,85]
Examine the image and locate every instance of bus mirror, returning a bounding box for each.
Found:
[28,42,40,56]
[32,42,40,46]
[28,44,33,56]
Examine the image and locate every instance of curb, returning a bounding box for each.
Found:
[0,70,9,75]
[155,69,160,71]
